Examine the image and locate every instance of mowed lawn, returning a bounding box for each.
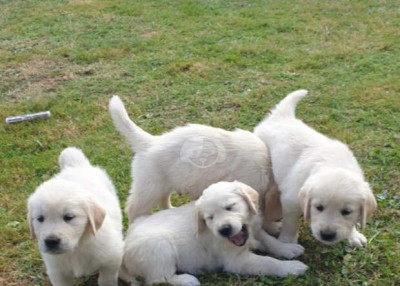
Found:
[1,0,399,285]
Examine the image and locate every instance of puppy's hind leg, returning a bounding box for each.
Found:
[225,252,308,277]
[118,263,136,284]
[125,181,169,223]
[144,240,200,286]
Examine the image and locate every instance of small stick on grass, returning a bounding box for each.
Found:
[6,111,51,124]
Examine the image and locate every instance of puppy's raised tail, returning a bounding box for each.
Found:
[269,89,308,119]
[109,96,153,153]
[59,147,90,169]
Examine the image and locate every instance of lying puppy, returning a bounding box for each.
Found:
[27,147,124,285]
[109,96,274,224]
[121,181,308,286]
[254,90,377,247]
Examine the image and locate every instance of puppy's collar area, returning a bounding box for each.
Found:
[227,225,248,247]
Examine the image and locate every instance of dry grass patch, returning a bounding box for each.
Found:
[3,58,73,100]
[141,30,161,39]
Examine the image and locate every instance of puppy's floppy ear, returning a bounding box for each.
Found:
[27,204,36,239]
[360,183,377,229]
[235,182,259,215]
[196,209,207,234]
[86,201,106,236]
[298,186,311,220]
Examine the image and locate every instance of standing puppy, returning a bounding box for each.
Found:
[254,90,377,247]
[27,147,124,286]
[121,181,308,286]
[109,96,273,224]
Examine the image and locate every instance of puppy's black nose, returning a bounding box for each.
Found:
[320,230,337,241]
[45,236,61,249]
[218,224,232,237]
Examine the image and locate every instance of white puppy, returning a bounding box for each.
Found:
[27,147,124,286]
[109,96,273,224]
[254,90,377,247]
[121,181,308,286]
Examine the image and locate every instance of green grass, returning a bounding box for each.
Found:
[1,0,399,285]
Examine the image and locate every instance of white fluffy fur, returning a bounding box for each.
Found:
[121,181,308,286]
[109,96,272,224]
[27,147,124,285]
[254,90,377,247]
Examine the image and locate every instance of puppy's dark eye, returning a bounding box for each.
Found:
[37,216,44,223]
[341,209,352,216]
[316,205,324,212]
[63,215,75,222]
[225,204,235,211]
[207,215,214,220]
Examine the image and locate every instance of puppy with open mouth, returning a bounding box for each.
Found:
[27,147,124,286]
[121,181,308,286]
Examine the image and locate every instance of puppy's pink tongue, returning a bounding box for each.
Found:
[228,231,245,246]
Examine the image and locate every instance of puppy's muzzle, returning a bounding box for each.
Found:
[222,225,249,247]
[218,224,233,237]
[44,236,62,253]
[320,230,337,242]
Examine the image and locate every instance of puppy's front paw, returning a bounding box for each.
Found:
[277,243,305,259]
[348,231,367,248]
[278,260,308,277]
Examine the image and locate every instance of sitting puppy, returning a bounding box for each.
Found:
[254,90,377,247]
[121,181,308,286]
[27,147,124,286]
[109,96,273,224]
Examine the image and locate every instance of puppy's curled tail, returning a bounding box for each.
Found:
[59,147,90,169]
[109,96,153,153]
[269,89,308,119]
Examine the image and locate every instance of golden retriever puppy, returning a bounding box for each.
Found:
[121,181,308,286]
[109,96,273,225]
[254,90,377,247]
[27,147,124,285]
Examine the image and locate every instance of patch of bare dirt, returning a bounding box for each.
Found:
[3,58,77,100]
